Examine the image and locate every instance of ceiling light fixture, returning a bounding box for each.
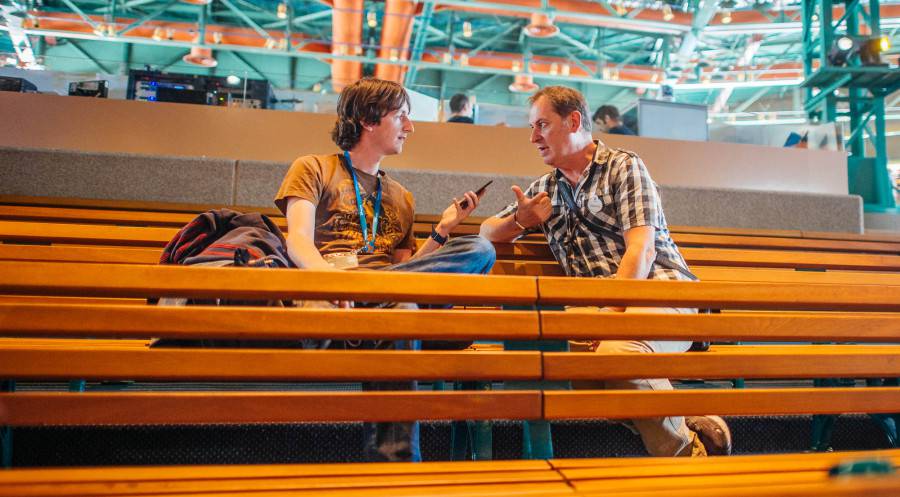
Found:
[662,4,674,21]
[524,12,559,38]
[276,2,288,19]
[509,74,539,93]
[721,9,732,24]
[183,46,217,67]
[462,21,472,38]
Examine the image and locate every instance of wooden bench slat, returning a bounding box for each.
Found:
[570,470,858,494]
[0,304,540,340]
[5,195,900,243]
[4,388,900,425]
[1,481,576,497]
[0,220,174,247]
[0,338,150,348]
[0,262,537,305]
[0,194,283,217]
[0,391,542,425]
[540,311,900,342]
[0,348,542,381]
[543,346,900,380]
[0,459,554,484]
[549,448,900,470]
[4,220,900,272]
[680,247,900,271]
[544,387,900,419]
[591,479,900,497]
[692,267,900,285]
[0,205,202,228]
[1,304,895,343]
[0,471,568,497]
[536,277,900,311]
[0,295,147,305]
[0,244,161,265]
[3,345,899,382]
[671,233,900,254]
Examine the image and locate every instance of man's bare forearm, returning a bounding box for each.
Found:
[479,215,522,243]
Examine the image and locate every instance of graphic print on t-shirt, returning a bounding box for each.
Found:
[331,178,404,253]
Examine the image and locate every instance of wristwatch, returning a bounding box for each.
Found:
[430,226,448,246]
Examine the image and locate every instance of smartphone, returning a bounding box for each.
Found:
[459,180,493,209]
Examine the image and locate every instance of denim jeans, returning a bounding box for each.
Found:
[358,235,496,462]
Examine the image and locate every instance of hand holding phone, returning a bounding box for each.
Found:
[459,180,493,209]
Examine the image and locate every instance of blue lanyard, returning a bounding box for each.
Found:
[342,151,382,254]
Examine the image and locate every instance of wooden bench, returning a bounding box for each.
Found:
[1,263,898,426]
[1,249,899,496]
[0,450,897,497]
[3,218,900,275]
[2,194,899,253]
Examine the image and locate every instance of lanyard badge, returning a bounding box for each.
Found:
[343,151,383,254]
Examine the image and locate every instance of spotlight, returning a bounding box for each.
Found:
[366,10,377,28]
[151,27,163,41]
[226,74,241,85]
[860,35,890,66]
[828,35,857,66]
[276,2,288,19]
[836,36,854,51]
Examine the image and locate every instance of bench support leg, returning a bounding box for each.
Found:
[1,380,14,468]
[522,421,554,459]
[449,382,493,460]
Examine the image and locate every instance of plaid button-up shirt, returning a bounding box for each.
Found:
[495,142,693,281]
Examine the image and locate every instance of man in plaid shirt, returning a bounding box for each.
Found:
[480,86,731,457]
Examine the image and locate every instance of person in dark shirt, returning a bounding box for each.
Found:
[592,104,635,135]
[447,93,475,124]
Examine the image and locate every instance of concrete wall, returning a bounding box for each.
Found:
[0,91,848,195]
[0,147,863,232]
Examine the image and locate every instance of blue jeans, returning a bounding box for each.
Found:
[359,235,496,462]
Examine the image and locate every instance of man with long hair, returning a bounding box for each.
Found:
[274,77,495,462]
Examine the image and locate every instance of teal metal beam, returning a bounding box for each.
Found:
[434,0,687,36]
[804,74,852,112]
[556,30,596,55]
[66,39,113,73]
[117,0,178,36]
[733,87,771,113]
[59,0,100,29]
[471,73,500,91]
[218,0,274,42]
[160,49,189,70]
[230,50,273,85]
[467,20,521,59]
[263,8,332,29]
[405,0,436,87]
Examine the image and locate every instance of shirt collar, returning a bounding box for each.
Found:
[553,140,607,189]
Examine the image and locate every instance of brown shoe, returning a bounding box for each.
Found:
[685,415,732,456]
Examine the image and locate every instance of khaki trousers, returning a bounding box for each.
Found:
[568,306,697,457]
